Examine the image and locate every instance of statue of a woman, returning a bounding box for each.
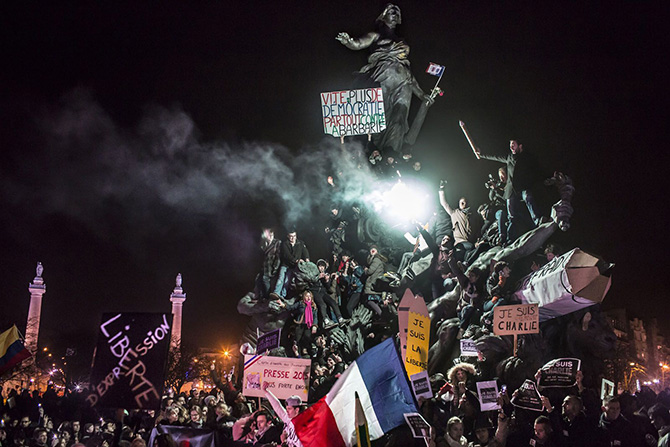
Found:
[337,4,433,155]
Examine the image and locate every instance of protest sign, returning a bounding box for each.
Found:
[256,328,281,354]
[321,88,386,137]
[88,313,172,410]
[410,371,433,401]
[511,379,543,412]
[404,294,430,378]
[493,303,539,336]
[403,413,431,439]
[460,339,479,357]
[398,289,413,363]
[149,426,215,447]
[243,355,311,401]
[476,381,501,412]
[515,248,613,321]
[538,358,581,388]
[601,378,615,400]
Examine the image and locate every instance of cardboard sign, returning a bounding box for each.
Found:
[493,303,539,336]
[511,379,543,412]
[601,378,615,400]
[460,339,479,357]
[243,355,311,401]
[410,371,433,400]
[404,294,430,377]
[538,358,581,388]
[398,289,413,364]
[403,413,431,439]
[321,88,386,137]
[476,380,501,412]
[515,248,613,321]
[88,313,173,410]
[256,328,281,354]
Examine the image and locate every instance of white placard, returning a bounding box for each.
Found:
[460,339,479,357]
[476,380,501,412]
[410,370,433,400]
[321,88,386,137]
[242,355,311,401]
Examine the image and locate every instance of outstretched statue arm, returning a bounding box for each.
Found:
[336,31,379,50]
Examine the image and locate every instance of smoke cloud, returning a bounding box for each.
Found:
[2,89,392,260]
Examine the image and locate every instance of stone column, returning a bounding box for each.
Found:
[170,273,186,349]
[26,262,46,354]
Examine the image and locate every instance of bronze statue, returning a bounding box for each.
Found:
[337,4,436,155]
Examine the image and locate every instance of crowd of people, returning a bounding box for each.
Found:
[2,362,670,447]
[250,138,559,362]
[0,136,629,447]
[0,139,661,447]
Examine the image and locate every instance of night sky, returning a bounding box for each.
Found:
[1,2,667,365]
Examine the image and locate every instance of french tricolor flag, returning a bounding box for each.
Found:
[426,62,445,77]
[293,338,417,447]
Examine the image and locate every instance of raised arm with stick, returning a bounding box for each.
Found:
[459,120,481,159]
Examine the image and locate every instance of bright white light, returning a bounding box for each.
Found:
[370,180,431,227]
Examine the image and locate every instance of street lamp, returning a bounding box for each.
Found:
[660,363,669,388]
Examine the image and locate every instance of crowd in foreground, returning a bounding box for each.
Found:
[2,368,670,447]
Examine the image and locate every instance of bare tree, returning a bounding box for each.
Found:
[164,343,209,394]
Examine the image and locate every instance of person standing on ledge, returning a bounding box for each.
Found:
[475,140,544,243]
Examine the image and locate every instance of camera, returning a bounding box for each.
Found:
[485,174,497,189]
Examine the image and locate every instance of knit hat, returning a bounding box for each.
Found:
[285,395,303,407]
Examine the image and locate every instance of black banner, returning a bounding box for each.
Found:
[538,358,581,388]
[256,328,281,354]
[511,379,543,412]
[88,313,173,410]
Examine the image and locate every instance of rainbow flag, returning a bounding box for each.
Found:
[0,326,31,375]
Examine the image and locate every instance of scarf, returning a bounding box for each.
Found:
[304,304,314,327]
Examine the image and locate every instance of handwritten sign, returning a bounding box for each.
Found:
[88,313,172,410]
[321,88,386,137]
[243,355,311,401]
[256,328,281,354]
[493,303,539,336]
[538,358,581,388]
[403,294,430,378]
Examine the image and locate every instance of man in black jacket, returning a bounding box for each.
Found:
[258,228,281,299]
[597,396,639,447]
[476,140,543,243]
[270,230,310,300]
